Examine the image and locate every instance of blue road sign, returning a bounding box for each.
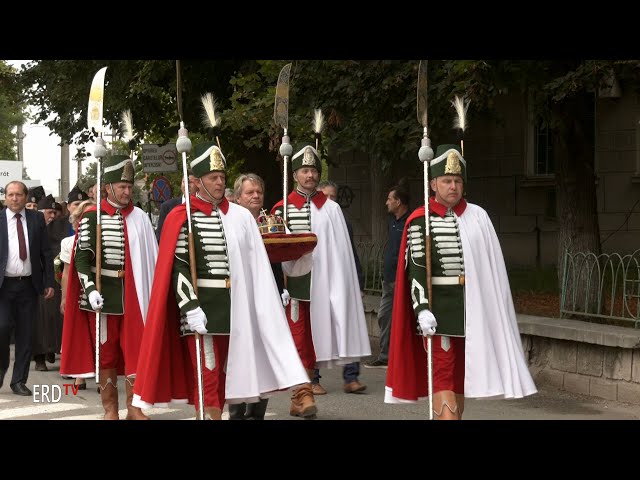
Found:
[152,176,172,202]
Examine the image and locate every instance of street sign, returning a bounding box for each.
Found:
[0,160,26,200]
[151,176,173,203]
[142,143,178,173]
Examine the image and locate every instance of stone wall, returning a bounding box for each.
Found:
[363,296,640,404]
[519,315,640,404]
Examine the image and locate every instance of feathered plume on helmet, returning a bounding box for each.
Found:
[451,95,470,157]
[290,108,324,175]
[313,108,325,151]
[201,92,221,148]
[189,92,226,178]
[120,109,138,153]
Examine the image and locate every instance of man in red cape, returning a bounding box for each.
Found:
[60,155,158,420]
[133,142,308,419]
[129,199,197,408]
[385,144,537,419]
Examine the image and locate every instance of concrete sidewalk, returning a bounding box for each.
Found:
[2,349,640,420]
[289,362,640,420]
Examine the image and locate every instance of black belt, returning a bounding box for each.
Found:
[5,275,31,281]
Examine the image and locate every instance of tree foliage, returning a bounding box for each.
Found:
[0,61,26,160]
[17,59,640,168]
[16,59,640,268]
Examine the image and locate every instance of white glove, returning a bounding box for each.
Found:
[281,289,291,307]
[418,310,437,336]
[186,307,208,335]
[88,290,104,310]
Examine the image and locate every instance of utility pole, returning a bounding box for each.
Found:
[76,153,83,182]
[17,124,25,163]
[60,142,70,200]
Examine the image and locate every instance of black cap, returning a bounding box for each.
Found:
[27,186,45,204]
[37,194,56,211]
[67,184,90,204]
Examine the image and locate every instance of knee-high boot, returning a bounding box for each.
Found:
[99,368,119,420]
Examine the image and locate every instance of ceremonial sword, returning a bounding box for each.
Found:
[274,63,293,224]
[87,66,108,386]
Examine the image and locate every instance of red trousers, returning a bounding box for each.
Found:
[285,300,316,370]
[423,335,465,394]
[89,312,142,376]
[186,335,230,410]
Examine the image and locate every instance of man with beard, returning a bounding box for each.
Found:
[272,145,370,417]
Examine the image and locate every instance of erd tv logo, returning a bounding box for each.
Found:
[33,384,82,403]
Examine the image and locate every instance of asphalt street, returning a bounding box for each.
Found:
[1,348,639,420]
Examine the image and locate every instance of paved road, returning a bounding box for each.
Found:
[1,350,640,420]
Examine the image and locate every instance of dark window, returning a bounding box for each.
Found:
[534,121,555,176]
[533,94,595,177]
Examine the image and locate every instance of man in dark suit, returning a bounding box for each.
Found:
[155,174,196,242]
[32,194,67,371]
[0,181,54,396]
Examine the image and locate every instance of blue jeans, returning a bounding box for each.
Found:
[343,362,360,383]
[313,363,360,385]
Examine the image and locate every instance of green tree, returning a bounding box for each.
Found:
[0,61,26,160]
[19,59,640,293]
[77,160,97,192]
[20,60,247,205]
[19,60,242,148]
[427,60,640,292]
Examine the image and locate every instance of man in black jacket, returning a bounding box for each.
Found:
[365,185,411,369]
[155,174,196,242]
[0,181,54,396]
[32,194,67,371]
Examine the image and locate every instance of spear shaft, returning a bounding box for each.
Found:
[417,60,434,420]
[175,60,206,421]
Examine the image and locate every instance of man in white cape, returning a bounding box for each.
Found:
[133,141,309,420]
[385,144,537,420]
[272,144,371,418]
[60,154,158,420]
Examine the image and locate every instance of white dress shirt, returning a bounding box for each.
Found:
[5,207,32,277]
[59,234,74,265]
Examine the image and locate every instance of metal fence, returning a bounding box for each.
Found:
[560,249,640,328]
[356,241,386,294]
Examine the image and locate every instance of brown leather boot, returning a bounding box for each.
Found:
[125,378,150,420]
[289,383,317,418]
[204,407,222,420]
[99,369,119,420]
